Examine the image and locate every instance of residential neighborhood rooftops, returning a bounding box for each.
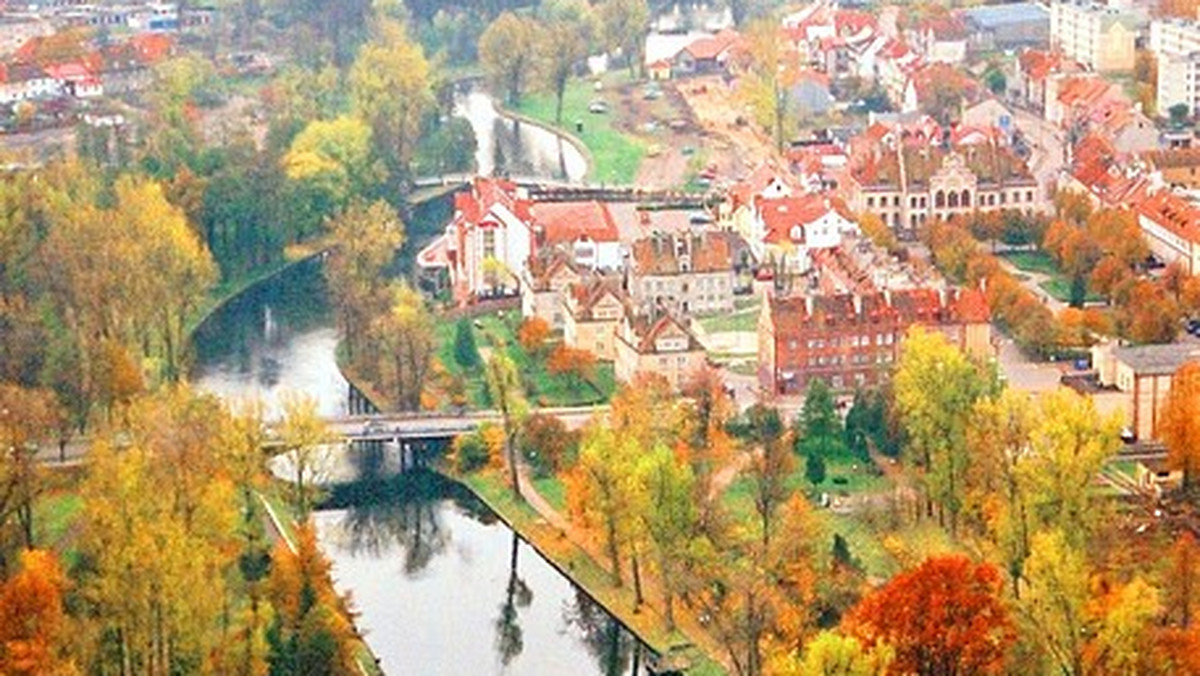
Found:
[631,231,732,275]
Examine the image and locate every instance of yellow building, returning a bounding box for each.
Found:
[614,313,707,391]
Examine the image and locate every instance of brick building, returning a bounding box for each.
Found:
[758,287,991,395]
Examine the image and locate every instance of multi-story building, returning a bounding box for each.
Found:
[614,312,707,391]
[1135,191,1200,275]
[1092,341,1200,442]
[1049,1,1140,73]
[562,278,626,361]
[1151,19,1200,114]
[843,139,1044,234]
[758,286,992,395]
[628,232,735,317]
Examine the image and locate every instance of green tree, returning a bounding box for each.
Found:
[283,115,382,213]
[453,319,480,369]
[795,379,846,460]
[279,392,330,518]
[324,199,404,361]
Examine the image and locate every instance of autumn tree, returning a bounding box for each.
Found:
[0,385,60,554]
[846,555,1014,675]
[635,443,696,629]
[371,283,436,411]
[1018,389,1120,547]
[679,366,736,488]
[1018,530,1092,676]
[966,390,1035,596]
[479,12,537,106]
[324,198,404,361]
[519,413,578,476]
[266,525,359,675]
[857,212,900,254]
[742,18,797,153]
[79,432,237,675]
[894,326,993,534]
[486,350,528,497]
[283,115,382,225]
[546,345,597,389]
[567,425,639,586]
[1164,532,1200,629]
[279,392,330,518]
[793,630,893,676]
[516,317,551,356]
[0,549,73,675]
[350,19,433,181]
[1161,361,1200,491]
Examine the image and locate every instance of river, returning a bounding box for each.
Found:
[454,84,588,183]
[190,92,650,674]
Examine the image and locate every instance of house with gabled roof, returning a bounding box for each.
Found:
[530,200,622,271]
[614,311,707,391]
[520,249,582,329]
[562,277,627,361]
[671,29,741,77]
[752,193,859,274]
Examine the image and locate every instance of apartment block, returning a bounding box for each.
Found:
[1049,1,1139,73]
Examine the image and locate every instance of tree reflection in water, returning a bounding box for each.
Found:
[494,530,533,666]
[321,469,464,576]
[564,587,644,676]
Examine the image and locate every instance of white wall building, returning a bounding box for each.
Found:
[1151,19,1200,114]
[1049,1,1139,73]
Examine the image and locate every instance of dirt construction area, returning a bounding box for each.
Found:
[606,73,777,190]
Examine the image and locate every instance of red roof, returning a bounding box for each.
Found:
[1019,49,1061,81]
[531,201,619,244]
[757,193,853,245]
[131,33,174,63]
[682,30,741,61]
[953,288,990,323]
[1138,191,1200,247]
[835,10,876,35]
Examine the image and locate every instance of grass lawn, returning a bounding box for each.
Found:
[1001,250,1060,276]
[1039,278,1105,304]
[512,74,646,185]
[698,307,759,334]
[532,475,567,512]
[435,312,615,409]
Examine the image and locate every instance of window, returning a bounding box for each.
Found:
[999,192,1006,204]
[482,230,496,259]
[867,196,875,207]
[832,375,844,389]
[788,339,798,350]
[935,190,945,208]
[893,196,900,207]
[1026,190,1034,202]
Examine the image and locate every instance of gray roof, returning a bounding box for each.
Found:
[962,3,1048,28]
[1113,343,1200,376]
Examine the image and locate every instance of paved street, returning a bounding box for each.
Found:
[1010,104,1067,201]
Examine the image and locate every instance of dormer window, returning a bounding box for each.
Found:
[790,225,803,241]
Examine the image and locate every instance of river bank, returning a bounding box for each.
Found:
[453,467,727,675]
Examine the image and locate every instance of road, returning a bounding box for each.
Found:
[1010,104,1067,206]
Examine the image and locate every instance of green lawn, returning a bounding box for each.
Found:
[1001,250,1060,276]
[34,490,83,566]
[1039,278,1105,304]
[435,312,615,409]
[698,307,759,334]
[532,476,567,512]
[512,74,646,185]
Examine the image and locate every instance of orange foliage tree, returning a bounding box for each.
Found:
[0,549,72,675]
[1161,362,1200,490]
[845,555,1014,675]
[546,345,596,387]
[517,317,551,355]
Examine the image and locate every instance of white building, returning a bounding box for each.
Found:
[1151,19,1200,114]
[1049,1,1139,73]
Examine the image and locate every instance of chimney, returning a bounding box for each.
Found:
[883,287,892,307]
[938,286,948,308]
[640,210,651,225]
[852,293,862,316]
[804,294,814,316]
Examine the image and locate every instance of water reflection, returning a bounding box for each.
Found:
[314,472,648,675]
[454,86,587,183]
[191,259,348,419]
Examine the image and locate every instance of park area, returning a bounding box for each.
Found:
[1001,250,1104,305]
[433,311,615,409]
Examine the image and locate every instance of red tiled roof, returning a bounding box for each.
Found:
[1019,49,1061,81]
[1137,191,1200,247]
[953,288,990,323]
[131,33,174,63]
[921,16,968,41]
[729,163,797,210]
[632,232,732,275]
[629,314,704,354]
[531,201,619,244]
[835,10,876,35]
[757,193,854,245]
[683,29,741,61]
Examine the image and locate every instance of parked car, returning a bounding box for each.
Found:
[588,99,608,114]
